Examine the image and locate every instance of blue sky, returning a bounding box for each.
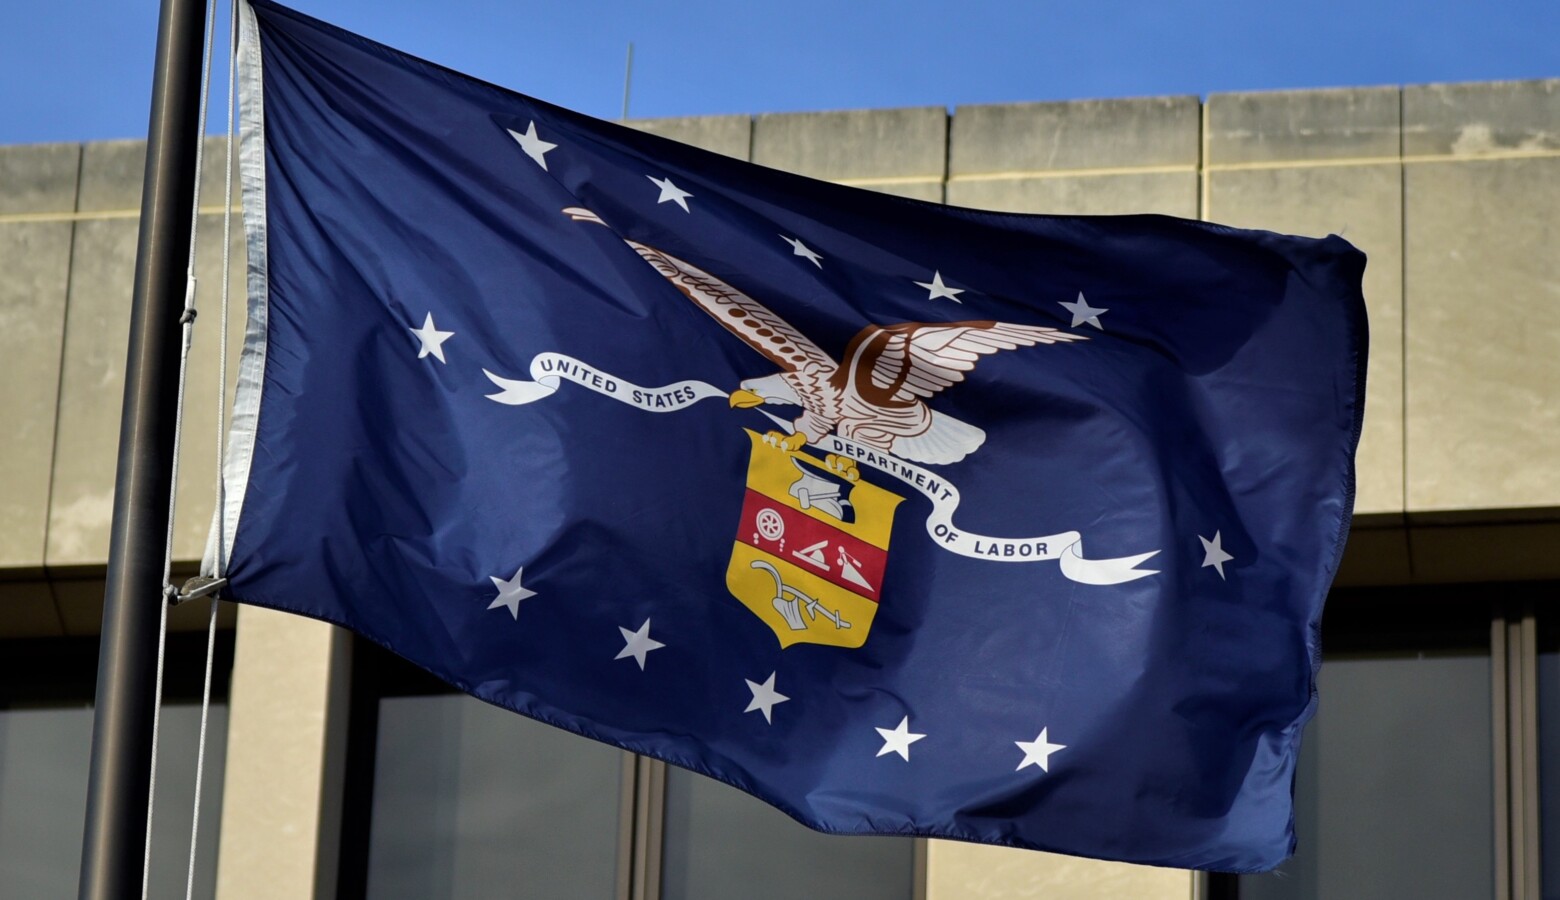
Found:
[1,0,1555,145]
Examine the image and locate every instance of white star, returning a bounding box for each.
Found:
[744,671,790,724]
[409,312,454,363]
[614,619,665,670]
[875,715,926,761]
[508,121,557,170]
[648,175,693,212]
[487,566,537,619]
[914,271,964,303]
[1059,292,1108,330]
[1015,728,1066,772]
[781,235,823,268]
[1200,530,1235,580]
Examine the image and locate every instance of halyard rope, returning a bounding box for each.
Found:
[141,0,234,895]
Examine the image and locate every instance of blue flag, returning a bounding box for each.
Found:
[213,0,1366,872]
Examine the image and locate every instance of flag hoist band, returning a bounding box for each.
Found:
[203,0,1367,874]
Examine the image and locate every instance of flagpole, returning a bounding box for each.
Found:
[78,0,210,894]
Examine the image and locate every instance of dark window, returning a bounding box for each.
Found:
[342,640,622,900]
[1538,613,1560,900]
[661,765,916,900]
[364,694,623,899]
[0,634,233,897]
[341,638,918,900]
[1228,589,1501,900]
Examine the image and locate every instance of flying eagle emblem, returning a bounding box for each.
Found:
[566,208,1087,465]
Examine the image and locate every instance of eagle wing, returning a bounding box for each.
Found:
[870,321,1087,403]
[626,241,839,378]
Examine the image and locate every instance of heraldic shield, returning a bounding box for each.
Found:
[727,430,904,649]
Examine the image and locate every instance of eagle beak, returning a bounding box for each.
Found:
[728,389,766,409]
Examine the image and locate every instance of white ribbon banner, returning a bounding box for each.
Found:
[484,353,1158,585]
[483,352,727,411]
[816,435,1158,585]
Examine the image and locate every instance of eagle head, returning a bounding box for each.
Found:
[729,373,800,409]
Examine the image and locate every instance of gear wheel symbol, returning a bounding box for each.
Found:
[755,508,785,542]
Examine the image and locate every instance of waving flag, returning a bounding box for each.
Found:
[214,0,1367,872]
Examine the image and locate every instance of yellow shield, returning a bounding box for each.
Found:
[726,430,903,648]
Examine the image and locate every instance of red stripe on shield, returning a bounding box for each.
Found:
[736,490,887,601]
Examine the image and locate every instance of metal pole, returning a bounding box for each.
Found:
[78,0,209,894]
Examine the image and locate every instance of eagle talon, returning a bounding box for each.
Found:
[824,454,860,482]
[763,430,807,452]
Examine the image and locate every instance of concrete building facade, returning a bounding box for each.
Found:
[1,78,1556,898]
